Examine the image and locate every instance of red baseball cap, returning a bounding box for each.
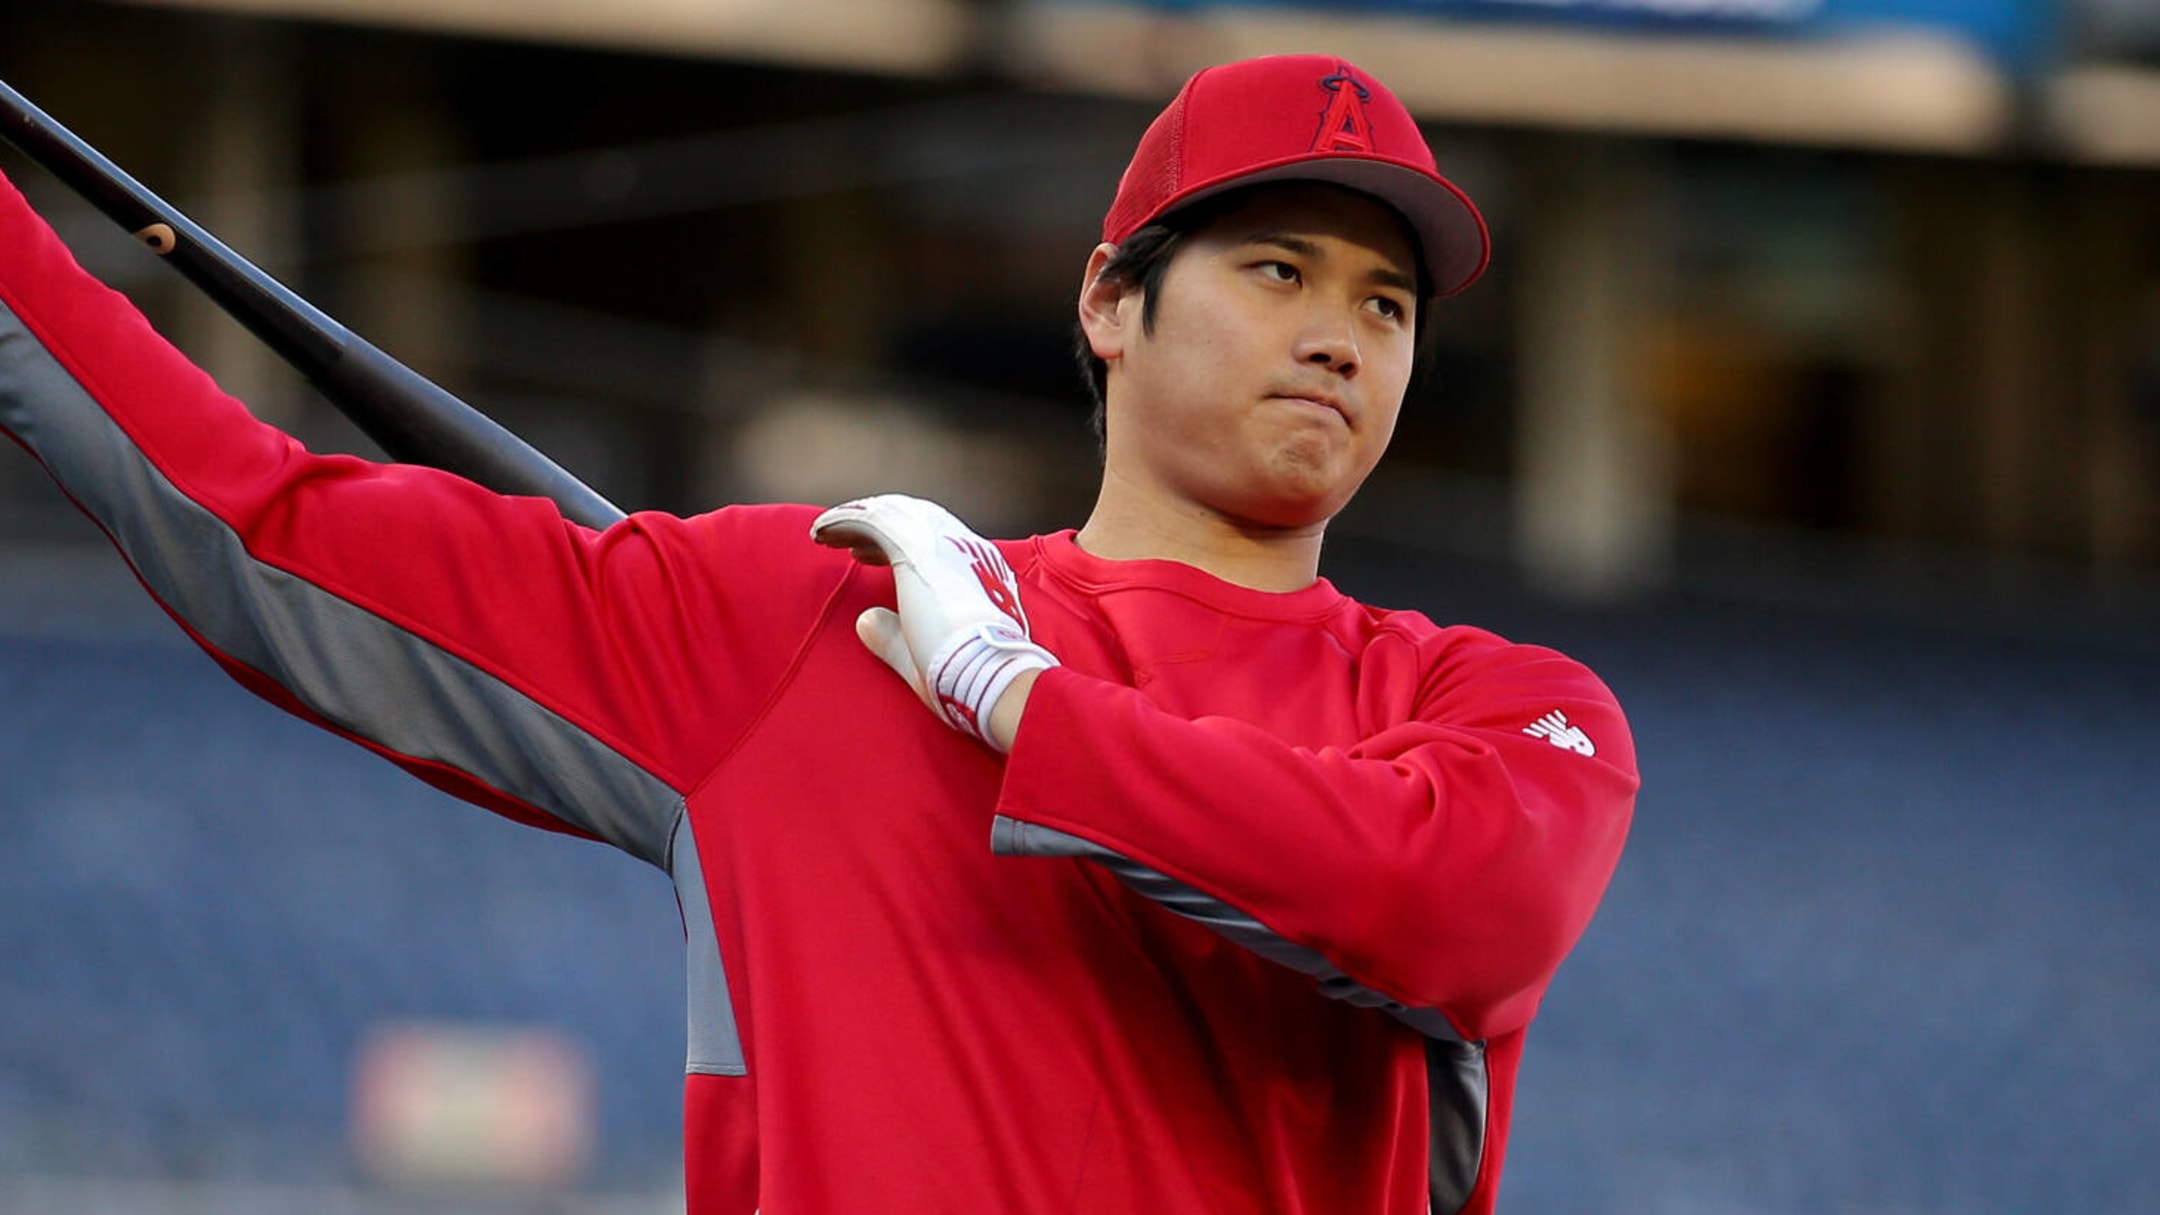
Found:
[1102,55,1490,298]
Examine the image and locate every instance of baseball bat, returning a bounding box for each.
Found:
[0,76,628,531]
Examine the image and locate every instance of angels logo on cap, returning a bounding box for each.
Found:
[1313,68,1374,154]
[1101,55,1490,298]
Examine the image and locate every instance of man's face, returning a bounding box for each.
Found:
[1086,183,1421,532]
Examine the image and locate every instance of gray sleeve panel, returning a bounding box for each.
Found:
[990,816,1466,1044]
[1425,1036,1490,1215]
[0,302,682,868]
[670,814,747,1077]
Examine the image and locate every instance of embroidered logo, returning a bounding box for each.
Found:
[1524,710,1596,757]
[1313,67,1375,154]
[947,535,1026,629]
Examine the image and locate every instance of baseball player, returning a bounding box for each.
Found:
[0,53,1635,1215]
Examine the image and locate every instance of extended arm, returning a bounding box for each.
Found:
[0,167,828,866]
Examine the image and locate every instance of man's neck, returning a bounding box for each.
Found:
[1074,474,1326,593]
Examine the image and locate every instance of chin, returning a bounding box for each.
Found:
[1242,461,1361,526]
[1223,486,1350,533]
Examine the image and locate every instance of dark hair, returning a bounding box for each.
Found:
[1071,185,1435,445]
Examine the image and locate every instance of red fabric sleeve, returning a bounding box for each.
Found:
[0,167,844,850]
[994,638,1638,1041]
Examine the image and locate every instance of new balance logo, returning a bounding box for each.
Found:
[1524,710,1595,756]
[946,535,1026,629]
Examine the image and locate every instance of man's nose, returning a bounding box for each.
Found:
[1292,309,1359,378]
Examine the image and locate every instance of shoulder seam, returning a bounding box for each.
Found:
[683,560,864,800]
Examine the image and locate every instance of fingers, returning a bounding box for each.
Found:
[815,529,895,566]
[809,494,961,569]
[810,508,901,566]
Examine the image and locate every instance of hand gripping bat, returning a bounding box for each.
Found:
[0,77,628,531]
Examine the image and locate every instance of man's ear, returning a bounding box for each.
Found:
[1077,243,1131,363]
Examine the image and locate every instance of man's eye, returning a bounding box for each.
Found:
[1258,261,1299,283]
[1369,296,1408,321]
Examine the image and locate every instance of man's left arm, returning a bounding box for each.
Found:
[993,650,1637,1044]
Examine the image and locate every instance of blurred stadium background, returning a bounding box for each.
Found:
[0,0,2156,1211]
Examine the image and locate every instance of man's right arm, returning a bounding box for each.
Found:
[0,167,841,868]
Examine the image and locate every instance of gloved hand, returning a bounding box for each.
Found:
[811,494,1058,752]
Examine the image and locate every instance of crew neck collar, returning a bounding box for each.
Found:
[1029,530,1346,621]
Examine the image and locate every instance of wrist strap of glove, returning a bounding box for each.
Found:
[929,624,1059,752]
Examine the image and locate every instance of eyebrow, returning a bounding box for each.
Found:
[1244,231,1418,297]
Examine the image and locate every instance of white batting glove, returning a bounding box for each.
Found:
[810,494,1058,751]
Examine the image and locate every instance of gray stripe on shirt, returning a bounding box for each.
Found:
[990,814,1466,1043]
[671,814,747,1076]
[1426,1036,1489,1215]
[0,299,679,868]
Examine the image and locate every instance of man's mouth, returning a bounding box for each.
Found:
[1272,391,1350,424]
